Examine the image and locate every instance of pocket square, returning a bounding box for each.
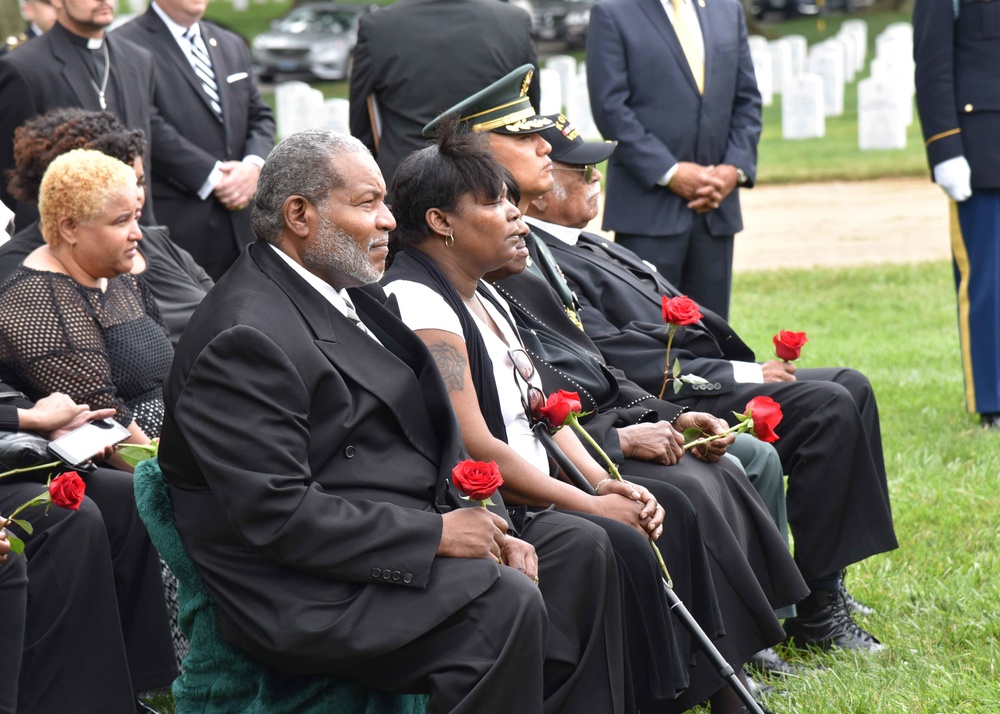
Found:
[226,72,249,83]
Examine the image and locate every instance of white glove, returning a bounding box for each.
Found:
[933,156,973,202]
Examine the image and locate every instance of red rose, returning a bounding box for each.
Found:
[745,397,782,443]
[661,295,703,326]
[48,471,86,511]
[451,460,504,502]
[773,331,808,362]
[536,390,583,428]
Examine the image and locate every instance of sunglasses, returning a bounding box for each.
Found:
[553,164,596,183]
[509,348,544,424]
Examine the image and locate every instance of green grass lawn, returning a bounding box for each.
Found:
[718,261,1000,713]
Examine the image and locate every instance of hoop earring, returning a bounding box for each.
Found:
[445,230,455,248]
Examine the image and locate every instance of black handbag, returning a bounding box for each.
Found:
[0,389,51,475]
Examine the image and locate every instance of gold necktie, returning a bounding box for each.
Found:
[670,0,704,94]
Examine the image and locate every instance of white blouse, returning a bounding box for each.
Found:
[384,279,550,474]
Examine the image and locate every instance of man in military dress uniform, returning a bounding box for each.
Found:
[914,0,1000,428]
[1,0,56,56]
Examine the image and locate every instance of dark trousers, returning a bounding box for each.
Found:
[952,190,1000,414]
[677,367,898,581]
[616,216,735,320]
[0,468,177,714]
[0,549,26,714]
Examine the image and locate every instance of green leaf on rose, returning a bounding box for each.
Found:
[117,443,159,468]
[7,532,24,555]
[10,518,32,535]
[673,379,682,394]
[682,427,705,443]
[672,358,681,378]
[679,373,707,385]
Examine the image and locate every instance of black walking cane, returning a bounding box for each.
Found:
[533,423,765,714]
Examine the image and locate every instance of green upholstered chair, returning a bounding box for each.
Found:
[133,458,429,714]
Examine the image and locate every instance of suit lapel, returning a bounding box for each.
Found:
[48,27,100,109]
[636,0,702,96]
[251,243,441,465]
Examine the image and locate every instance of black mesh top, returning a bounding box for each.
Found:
[0,267,173,437]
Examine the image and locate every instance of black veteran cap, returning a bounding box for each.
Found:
[422,64,554,137]
[540,114,618,165]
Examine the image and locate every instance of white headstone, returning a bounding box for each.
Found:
[858,77,906,150]
[808,50,844,117]
[232,0,249,10]
[566,68,599,139]
[768,40,793,94]
[323,98,350,135]
[869,53,914,127]
[782,74,825,140]
[835,29,861,80]
[275,81,325,139]
[748,35,770,57]
[545,55,577,109]
[538,68,563,115]
[840,18,868,57]
[752,49,773,107]
[779,35,808,77]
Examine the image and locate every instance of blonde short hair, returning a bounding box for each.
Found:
[38,148,136,246]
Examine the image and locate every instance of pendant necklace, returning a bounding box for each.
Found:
[89,40,110,110]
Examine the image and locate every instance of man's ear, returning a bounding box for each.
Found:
[283,195,312,239]
[528,194,548,216]
[424,207,452,239]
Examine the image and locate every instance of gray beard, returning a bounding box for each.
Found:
[304,214,383,285]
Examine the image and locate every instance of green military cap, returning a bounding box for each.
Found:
[422,64,554,137]
[540,114,618,165]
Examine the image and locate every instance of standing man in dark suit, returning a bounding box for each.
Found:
[348,0,539,185]
[159,129,627,713]
[116,0,275,280]
[0,0,163,229]
[914,0,1000,428]
[522,119,898,654]
[586,0,761,320]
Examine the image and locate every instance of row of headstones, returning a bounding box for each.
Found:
[750,20,914,150]
[274,83,350,140]
[538,55,601,140]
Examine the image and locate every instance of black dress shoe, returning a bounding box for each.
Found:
[784,588,883,652]
[746,647,804,678]
[981,413,1000,429]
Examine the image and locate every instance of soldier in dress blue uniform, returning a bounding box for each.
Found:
[914,0,1000,428]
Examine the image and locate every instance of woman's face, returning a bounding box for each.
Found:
[447,184,526,275]
[73,187,142,279]
[132,155,146,216]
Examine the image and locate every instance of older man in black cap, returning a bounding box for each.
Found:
[515,113,897,654]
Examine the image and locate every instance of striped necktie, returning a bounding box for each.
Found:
[670,0,704,94]
[184,26,223,121]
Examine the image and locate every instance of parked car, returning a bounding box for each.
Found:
[530,0,594,48]
[251,2,376,82]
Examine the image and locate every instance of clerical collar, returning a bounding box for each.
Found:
[524,216,582,246]
[52,21,105,47]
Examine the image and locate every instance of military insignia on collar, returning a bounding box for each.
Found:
[520,70,533,97]
[505,117,552,133]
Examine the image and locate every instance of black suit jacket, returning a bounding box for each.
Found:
[115,9,275,279]
[0,22,161,228]
[159,241,500,674]
[531,225,755,397]
[349,0,539,184]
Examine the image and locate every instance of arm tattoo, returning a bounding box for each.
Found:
[428,341,467,393]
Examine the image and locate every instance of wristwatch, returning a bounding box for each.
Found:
[735,168,749,187]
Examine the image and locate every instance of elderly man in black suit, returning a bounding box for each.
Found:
[0,0,163,228]
[521,118,898,654]
[159,129,627,713]
[116,0,274,280]
[348,0,538,185]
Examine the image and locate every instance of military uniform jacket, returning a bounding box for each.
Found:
[914,0,1000,188]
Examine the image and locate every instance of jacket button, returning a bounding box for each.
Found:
[345,446,356,458]
[403,573,413,584]
[713,382,722,389]
[964,103,974,113]
[371,568,381,578]
[392,571,401,581]
[382,570,392,580]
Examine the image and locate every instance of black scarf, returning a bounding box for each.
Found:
[382,248,510,443]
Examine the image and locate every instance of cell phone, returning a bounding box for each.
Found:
[47,418,131,467]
